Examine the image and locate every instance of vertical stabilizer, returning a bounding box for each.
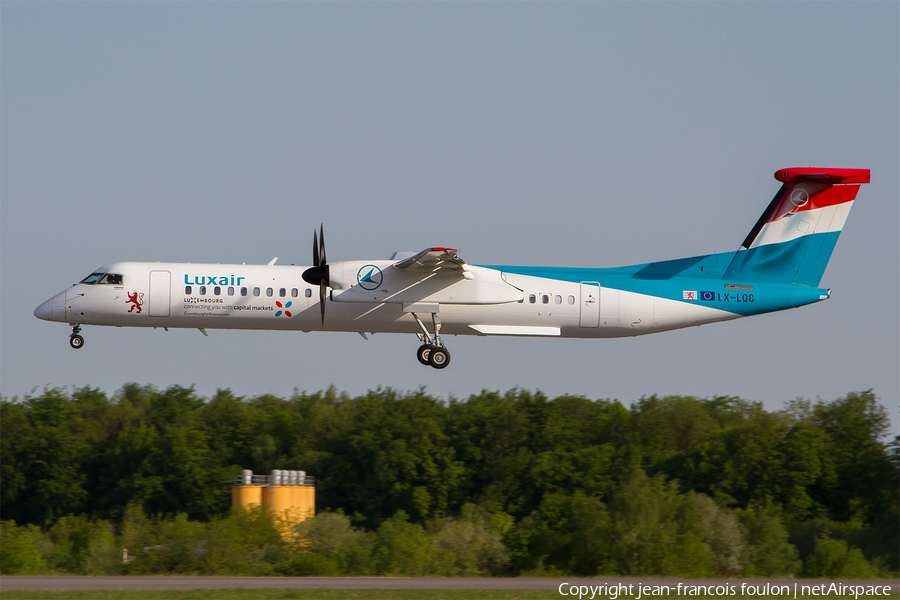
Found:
[723,168,869,286]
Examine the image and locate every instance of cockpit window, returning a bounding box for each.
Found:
[80,273,124,285]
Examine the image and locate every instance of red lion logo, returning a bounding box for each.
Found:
[126,291,144,313]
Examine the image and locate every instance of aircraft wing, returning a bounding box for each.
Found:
[392,247,474,279]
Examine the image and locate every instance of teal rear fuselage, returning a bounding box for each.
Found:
[488,233,837,319]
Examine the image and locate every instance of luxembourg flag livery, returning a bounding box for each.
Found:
[723,168,869,287]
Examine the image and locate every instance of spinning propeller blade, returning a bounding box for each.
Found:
[302,224,330,326]
[313,229,319,267]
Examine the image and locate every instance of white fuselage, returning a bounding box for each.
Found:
[35,261,740,340]
[34,166,860,364]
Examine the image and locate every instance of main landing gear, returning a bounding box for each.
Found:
[69,324,84,349]
[411,311,450,369]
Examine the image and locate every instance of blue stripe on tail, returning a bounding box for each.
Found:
[722,231,841,286]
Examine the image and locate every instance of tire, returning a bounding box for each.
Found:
[416,344,433,366]
[429,347,450,369]
[70,335,85,349]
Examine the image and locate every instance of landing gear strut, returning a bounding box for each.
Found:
[69,324,84,349]
[411,311,450,369]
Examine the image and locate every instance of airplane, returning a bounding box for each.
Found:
[34,167,869,369]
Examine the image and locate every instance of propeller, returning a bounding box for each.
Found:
[302,224,330,325]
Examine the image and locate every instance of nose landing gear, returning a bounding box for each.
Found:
[69,324,84,349]
[411,311,450,369]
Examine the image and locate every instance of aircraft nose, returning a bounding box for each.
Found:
[34,299,52,321]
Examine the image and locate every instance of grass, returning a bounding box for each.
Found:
[0,591,559,600]
[3,592,898,600]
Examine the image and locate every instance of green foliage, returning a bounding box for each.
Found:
[696,494,746,575]
[0,386,894,577]
[0,521,48,574]
[199,508,283,575]
[45,515,117,574]
[802,538,877,578]
[83,521,121,575]
[275,552,340,576]
[516,490,611,575]
[319,388,467,526]
[602,469,712,576]
[287,511,373,575]
[428,504,509,576]
[372,510,448,576]
[737,502,801,576]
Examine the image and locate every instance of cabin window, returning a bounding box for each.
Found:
[241,287,248,296]
[253,287,260,296]
[105,274,123,285]
[227,287,234,296]
[291,288,298,297]
[214,286,221,296]
[542,295,549,304]
[185,286,192,294]
[568,295,575,305]
[279,288,286,297]
[529,294,536,304]
[305,288,312,298]
[266,288,273,297]
[199,286,207,295]
[555,295,562,304]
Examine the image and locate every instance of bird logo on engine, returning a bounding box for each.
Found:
[357,265,383,291]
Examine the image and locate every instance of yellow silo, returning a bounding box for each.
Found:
[232,470,264,508]
[232,468,315,533]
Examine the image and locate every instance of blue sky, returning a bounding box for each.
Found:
[2,2,897,432]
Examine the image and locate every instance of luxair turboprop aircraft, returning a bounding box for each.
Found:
[35,167,868,369]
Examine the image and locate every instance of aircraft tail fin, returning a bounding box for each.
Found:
[722,167,869,286]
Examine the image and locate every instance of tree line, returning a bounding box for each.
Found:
[1,385,896,577]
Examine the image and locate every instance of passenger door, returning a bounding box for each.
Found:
[149,271,171,317]
[579,282,600,327]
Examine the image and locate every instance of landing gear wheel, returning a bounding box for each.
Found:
[417,344,434,366]
[428,347,450,369]
[69,335,84,349]
[411,311,449,368]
